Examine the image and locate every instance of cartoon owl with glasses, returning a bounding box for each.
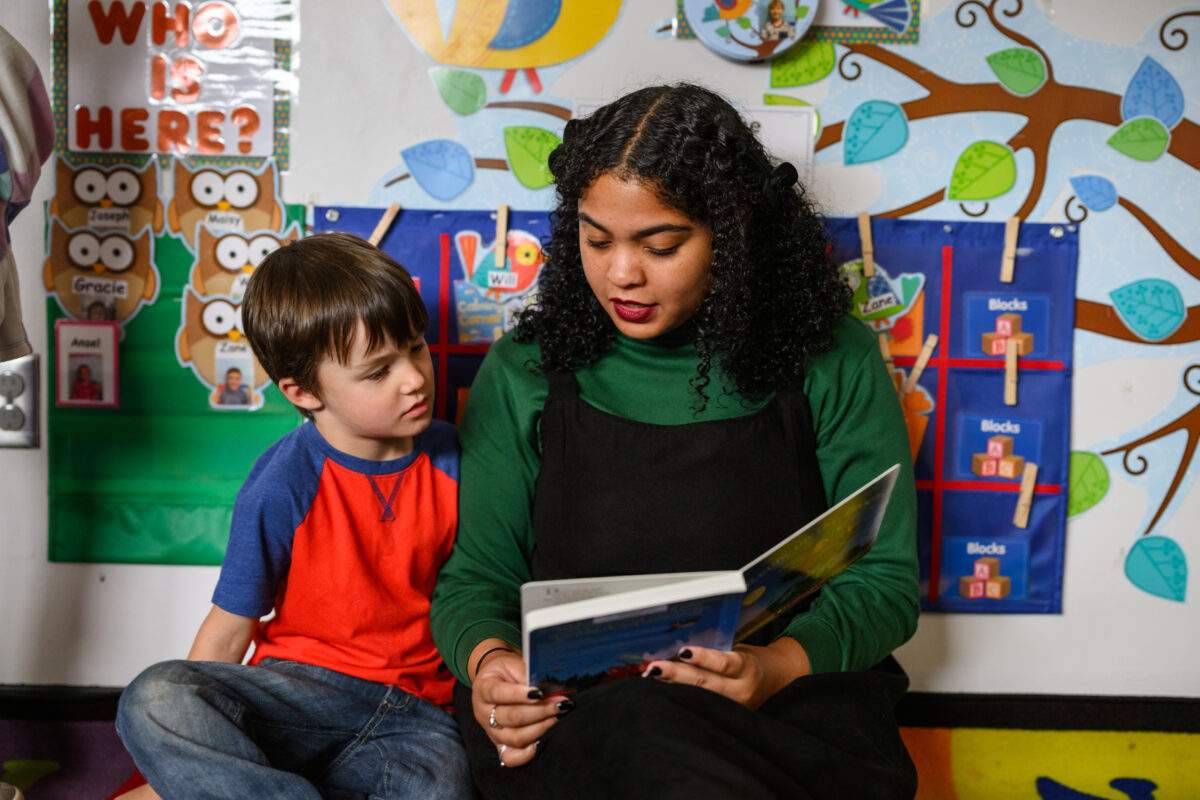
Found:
[49,157,163,235]
[190,223,300,299]
[175,288,269,408]
[43,219,159,325]
[167,159,283,251]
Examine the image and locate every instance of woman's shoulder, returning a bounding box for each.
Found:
[807,315,876,375]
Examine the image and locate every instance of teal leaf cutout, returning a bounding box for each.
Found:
[1107,117,1170,162]
[1068,451,1110,517]
[1069,175,1117,211]
[770,41,836,87]
[400,139,474,201]
[1108,278,1185,341]
[986,48,1047,96]
[716,24,730,37]
[430,68,487,115]
[1122,57,1184,129]
[703,4,720,22]
[844,100,908,165]
[503,127,560,190]
[947,141,1016,201]
[1125,536,1186,602]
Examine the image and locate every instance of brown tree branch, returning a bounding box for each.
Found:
[1076,299,1200,344]
[1118,197,1200,282]
[957,0,1055,83]
[484,101,572,121]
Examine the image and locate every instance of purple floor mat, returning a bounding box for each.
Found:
[0,719,135,799]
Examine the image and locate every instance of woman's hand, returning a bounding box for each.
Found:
[469,639,564,767]
[641,637,811,709]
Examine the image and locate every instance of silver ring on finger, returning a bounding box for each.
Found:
[498,744,508,767]
[489,704,501,729]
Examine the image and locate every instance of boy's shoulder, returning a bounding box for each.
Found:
[416,418,459,481]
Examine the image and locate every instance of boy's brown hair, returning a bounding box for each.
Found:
[242,232,428,416]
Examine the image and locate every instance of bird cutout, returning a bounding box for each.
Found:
[175,287,269,410]
[842,0,912,34]
[839,258,925,332]
[385,0,620,92]
[715,0,754,18]
[49,156,163,235]
[43,219,159,327]
[167,158,283,252]
[454,227,544,299]
[190,223,301,299]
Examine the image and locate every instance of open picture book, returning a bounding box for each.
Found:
[520,463,901,694]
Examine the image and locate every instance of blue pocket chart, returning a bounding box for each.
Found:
[827,217,1078,613]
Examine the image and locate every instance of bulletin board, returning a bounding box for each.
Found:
[828,217,1078,613]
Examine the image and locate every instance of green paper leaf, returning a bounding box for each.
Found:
[1125,536,1187,602]
[737,16,752,29]
[1067,451,1110,517]
[770,41,836,88]
[947,140,1016,201]
[1107,117,1170,161]
[716,24,731,37]
[762,95,821,139]
[796,5,810,18]
[430,67,487,115]
[986,48,1047,96]
[504,126,561,189]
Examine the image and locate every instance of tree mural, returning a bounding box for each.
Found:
[775,0,1199,598]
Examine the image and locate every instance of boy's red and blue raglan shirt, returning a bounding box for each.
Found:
[213,419,459,707]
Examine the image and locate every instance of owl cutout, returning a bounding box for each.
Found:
[167,159,283,251]
[50,157,163,234]
[191,223,301,299]
[43,219,160,326]
[176,287,269,410]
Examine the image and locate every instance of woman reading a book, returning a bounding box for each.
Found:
[431,83,920,799]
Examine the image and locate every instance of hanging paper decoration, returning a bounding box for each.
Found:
[430,68,489,116]
[843,100,908,165]
[1125,536,1187,602]
[947,141,1016,202]
[986,48,1047,97]
[681,0,820,63]
[174,287,269,410]
[1108,278,1186,342]
[1107,118,1170,162]
[49,156,163,234]
[42,219,160,328]
[1068,175,1117,212]
[1067,451,1110,518]
[166,159,285,252]
[770,40,836,87]
[188,223,301,300]
[401,139,476,201]
[503,127,560,189]
[1121,57,1184,130]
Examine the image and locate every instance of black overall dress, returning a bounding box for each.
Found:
[454,372,917,800]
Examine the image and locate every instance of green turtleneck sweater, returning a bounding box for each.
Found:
[430,315,919,684]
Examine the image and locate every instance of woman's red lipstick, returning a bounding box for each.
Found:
[613,300,655,322]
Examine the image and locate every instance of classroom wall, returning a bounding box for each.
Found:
[2,0,1198,698]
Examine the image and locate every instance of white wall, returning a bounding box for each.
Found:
[2,0,1197,697]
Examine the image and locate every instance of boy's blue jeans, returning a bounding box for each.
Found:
[116,657,473,799]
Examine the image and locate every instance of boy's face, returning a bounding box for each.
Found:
[227,371,242,390]
[306,320,435,460]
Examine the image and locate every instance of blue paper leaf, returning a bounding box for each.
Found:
[1125,536,1186,601]
[1108,278,1186,341]
[1122,57,1184,129]
[844,100,908,165]
[401,139,474,201]
[1069,175,1117,212]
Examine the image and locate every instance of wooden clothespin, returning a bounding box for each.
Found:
[494,204,510,270]
[1004,337,1019,406]
[858,211,875,278]
[878,333,898,392]
[1000,216,1019,283]
[368,202,401,246]
[903,334,938,395]
[1013,462,1038,528]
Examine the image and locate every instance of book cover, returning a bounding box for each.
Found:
[522,463,900,693]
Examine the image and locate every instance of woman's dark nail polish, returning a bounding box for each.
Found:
[647,666,662,677]
[527,688,544,700]
[678,649,693,660]
[557,698,576,712]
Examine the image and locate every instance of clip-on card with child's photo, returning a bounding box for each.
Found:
[166,157,285,253]
[174,287,269,411]
[55,320,119,408]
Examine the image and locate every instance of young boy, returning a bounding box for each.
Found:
[116,232,472,799]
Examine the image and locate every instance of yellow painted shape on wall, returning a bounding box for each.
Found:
[387,0,621,69]
[948,729,1200,799]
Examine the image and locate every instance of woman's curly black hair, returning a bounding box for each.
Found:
[515,82,850,406]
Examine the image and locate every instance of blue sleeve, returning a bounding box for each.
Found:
[212,430,321,617]
[418,419,460,482]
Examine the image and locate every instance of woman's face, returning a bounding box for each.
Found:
[577,173,713,339]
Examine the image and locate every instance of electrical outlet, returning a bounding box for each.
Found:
[0,353,38,448]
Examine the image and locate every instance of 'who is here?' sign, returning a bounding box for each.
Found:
[63,0,296,161]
